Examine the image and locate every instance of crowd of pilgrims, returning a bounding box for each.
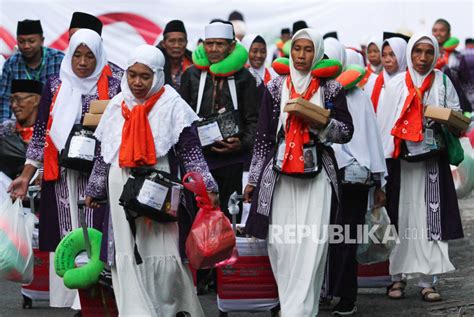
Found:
[1,9,473,317]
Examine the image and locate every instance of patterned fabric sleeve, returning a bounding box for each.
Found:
[85,148,108,199]
[0,119,15,138]
[321,79,354,144]
[175,124,218,192]
[248,76,284,186]
[25,77,57,162]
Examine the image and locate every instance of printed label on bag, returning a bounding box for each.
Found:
[137,180,168,210]
[68,136,96,161]
[344,162,370,184]
[197,121,223,146]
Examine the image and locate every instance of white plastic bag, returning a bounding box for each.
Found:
[451,137,474,198]
[0,198,35,284]
[357,207,396,265]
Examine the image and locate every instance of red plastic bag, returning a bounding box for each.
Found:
[183,172,236,269]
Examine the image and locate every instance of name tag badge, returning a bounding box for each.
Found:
[303,146,318,172]
[68,136,96,161]
[424,128,434,145]
[197,121,223,147]
[137,179,169,210]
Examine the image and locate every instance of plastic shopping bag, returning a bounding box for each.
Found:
[183,172,236,269]
[357,207,397,265]
[0,198,35,284]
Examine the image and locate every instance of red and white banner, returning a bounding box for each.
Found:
[1,0,472,68]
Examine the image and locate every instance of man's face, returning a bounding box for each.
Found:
[248,42,267,69]
[291,38,315,72]
[432,22,450,45]
[411,43,435,75]
[204,38,234,64]
[10,92,40,123]
[382,44,399,75]
[367,43,381,66]
[162,32,188,60]
[17,34,44,59]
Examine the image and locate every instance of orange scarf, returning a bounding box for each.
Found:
[264,68,272,85]
[391,71,435,158]
[119,87,165,168]
[281,76,320,173]
[371,72,385,112]
[43,66,110,181]
[358,65,373,88]
[15,123,33,143]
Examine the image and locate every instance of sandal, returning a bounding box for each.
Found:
[386,281,406,299]
[420,287,442,302]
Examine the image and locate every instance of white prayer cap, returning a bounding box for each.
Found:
[204,22,234,40]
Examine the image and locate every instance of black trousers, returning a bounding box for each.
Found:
[210,163,243,223]
[330,185,369,302]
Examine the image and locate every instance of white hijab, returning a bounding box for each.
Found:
[406,32,439,87]
[49,29,108,151]
[289,28,324,94]
[95,45,199,166]
[241,34,266,81]
[382,37,408,81]
[325,38,387,180]
[367,36,384,73]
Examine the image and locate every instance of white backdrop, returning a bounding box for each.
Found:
[0,0,473,68]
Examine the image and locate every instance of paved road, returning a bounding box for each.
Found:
[1,193,473,317]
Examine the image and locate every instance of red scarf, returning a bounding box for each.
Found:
[281,76,320,173]
[391,71,435,158]
[15,123,33,143]
[435,51,450,70]
[358,65,373,88]
[43,66,110,181]
[371,72,385,112]
[119,87,165,168]
[264,68,272,85]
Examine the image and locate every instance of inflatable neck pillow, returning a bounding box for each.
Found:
[443,37,460,53]
[54,228,104,289]
[282,40,291,57]
[272,57,343,79]
[192,42,248,77]
[336,64,366,90]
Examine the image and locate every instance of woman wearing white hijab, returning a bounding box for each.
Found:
[243,29,353,316]
[85,44,218,316]
[365,36,408,111]
[241,34,276,87]
[324,37,387,315]
[378,33,463,301]
[9,29,121,308]
[359,36,384,89]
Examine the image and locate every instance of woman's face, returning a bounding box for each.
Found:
[382,44,399,75]
[367,43,381,66]
[248,42,267,69]
[127,63,154,99]
[291,38,315,72]
[411,43,435,75]
[71,44,97,78]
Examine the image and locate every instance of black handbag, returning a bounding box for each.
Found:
[272,129,323,178]
[400,122,446,162]
[58,124,98,172]
[0,132,27,179]
[196,109,242,148]
[119,167,183,264]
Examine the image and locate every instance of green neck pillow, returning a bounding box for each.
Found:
[192,42,248,77]
[282,40,292,57]
[272,57,342,79]
[336,64,366,90]
[443,37,459,52]
[54,228,104,289]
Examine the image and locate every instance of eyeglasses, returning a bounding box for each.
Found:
[9,94,36,105]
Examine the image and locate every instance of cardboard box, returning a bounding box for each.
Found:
[424,106,470,132]
[83,113,102,129]
[284,97,330,126]
[89,100,110,114]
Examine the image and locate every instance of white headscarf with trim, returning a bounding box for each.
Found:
[406,33,439,87]
[50,29,107,150]
[289,28,324,94]
[95,45,199,166]
[382,37,408,81]
[367,36,384,73]
[242,34,267,84]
